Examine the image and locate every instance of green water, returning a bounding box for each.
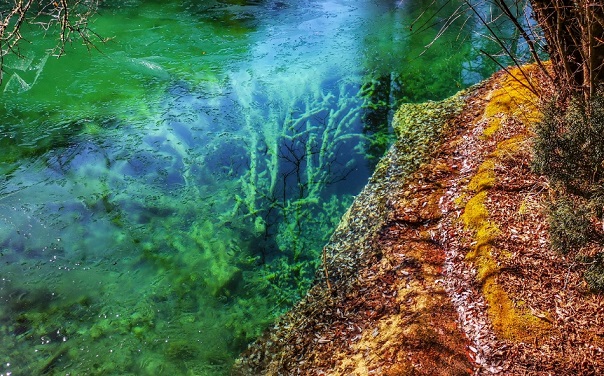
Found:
[0,0,516,374]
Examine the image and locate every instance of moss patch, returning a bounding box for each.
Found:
[393,95,465,140]
[370,92,465,199]
[461,66,549,342]
[490,135,525,160]
[462,159,546,341]
[482,66,542,137]
[467,160,496,193]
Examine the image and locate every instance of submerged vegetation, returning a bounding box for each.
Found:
[0,67,363,375]
[0,1,509,374]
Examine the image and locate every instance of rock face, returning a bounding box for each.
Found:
[232,66,604,375]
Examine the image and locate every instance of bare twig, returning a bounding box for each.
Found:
[0,0,101,83]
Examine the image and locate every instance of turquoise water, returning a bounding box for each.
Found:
[0,0,510,374]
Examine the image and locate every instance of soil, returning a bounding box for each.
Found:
[232,67,604,375]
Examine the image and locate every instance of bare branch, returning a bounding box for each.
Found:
[0,0,101,83]
[463,0,541,96]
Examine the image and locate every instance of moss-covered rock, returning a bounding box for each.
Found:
[371,92,465,185]
[392,95,464,139]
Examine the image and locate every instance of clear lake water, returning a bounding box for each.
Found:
[0,0,521,374]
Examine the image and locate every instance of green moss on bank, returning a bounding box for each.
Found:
[372,93,465,184]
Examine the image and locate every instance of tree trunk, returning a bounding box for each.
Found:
[530,0,604,99]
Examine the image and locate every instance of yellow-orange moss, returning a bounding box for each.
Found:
[482,117,503,138]
[490,135,526,159]
[461,191,489,228]
[460,183,500,282]
[474,222,500,253]
[482,65,542,138]
[467,160,496,192]
[462,145,548,341]
[462,188,546,341]
[482,276,545,341]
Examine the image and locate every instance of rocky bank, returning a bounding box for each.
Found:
[232,66,604,375]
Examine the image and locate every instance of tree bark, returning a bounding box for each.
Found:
[530,0,604,99]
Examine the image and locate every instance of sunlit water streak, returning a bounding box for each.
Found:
[0,0,510,374]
